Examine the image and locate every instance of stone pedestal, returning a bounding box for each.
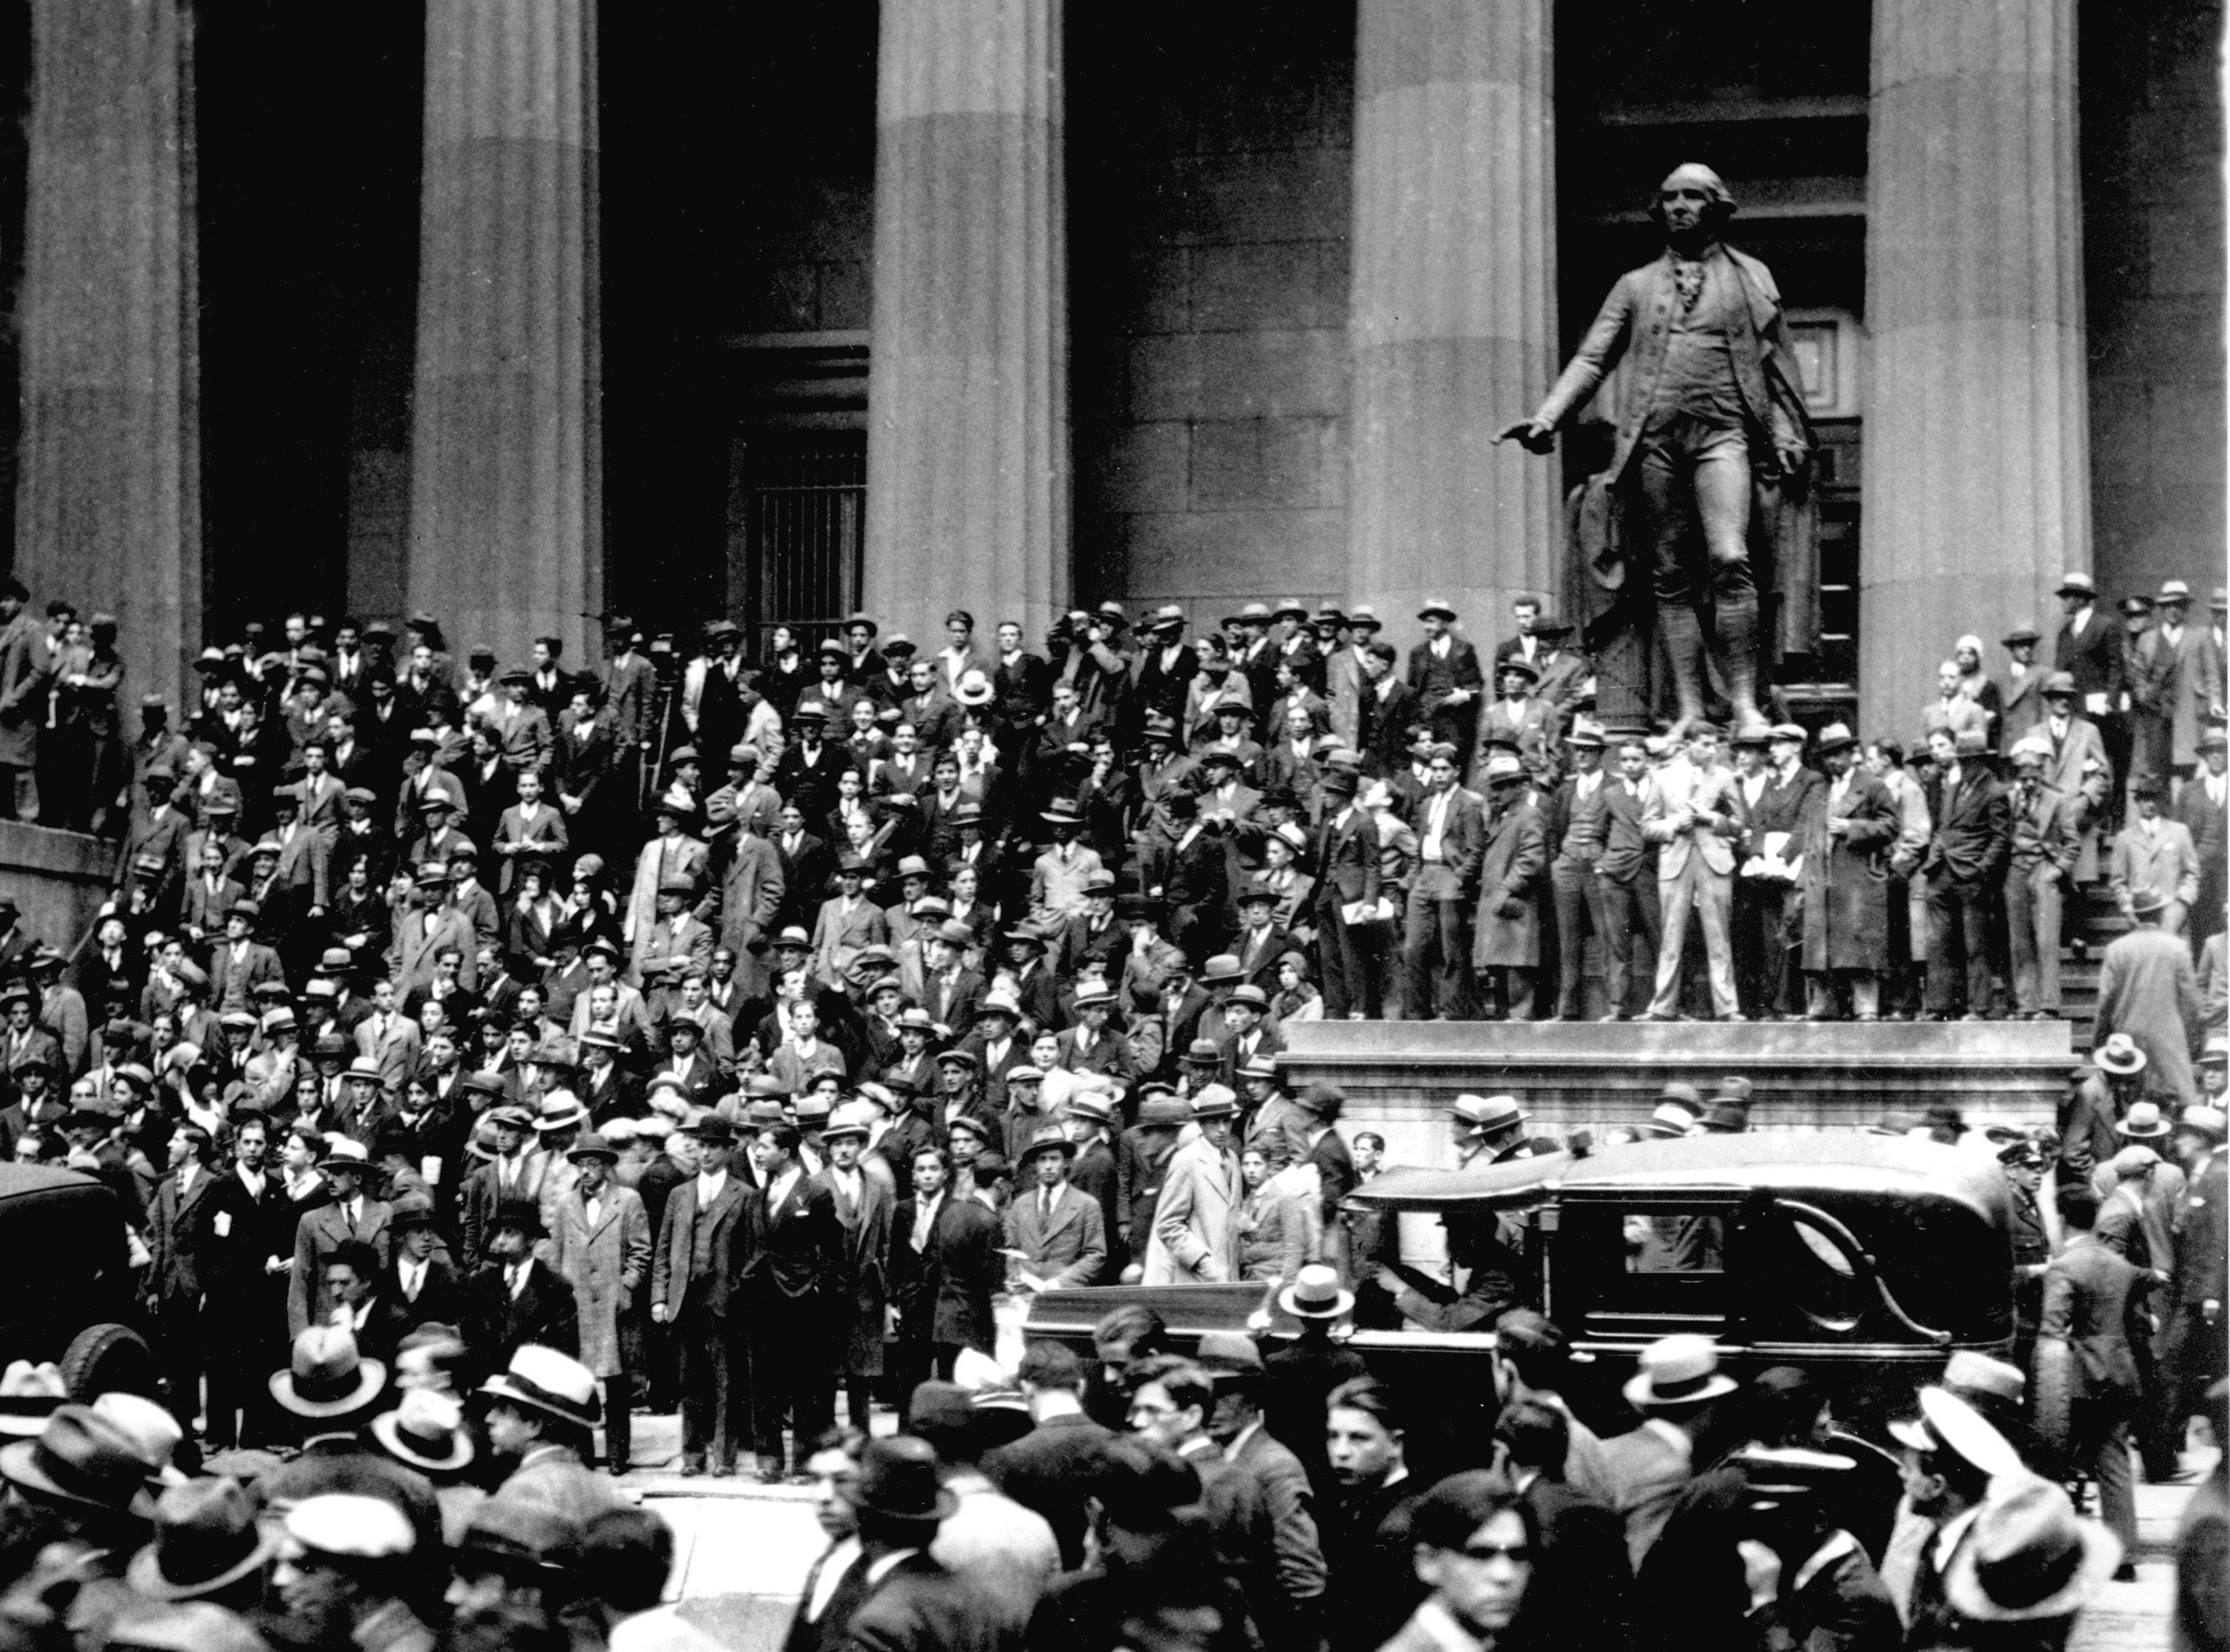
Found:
[1346,0,1558,649]
[1861,0,2088,736]
[15,0,200,710]
[1278,1018,2073,1175]
[409,0,602,665]
[864,0,1069,644]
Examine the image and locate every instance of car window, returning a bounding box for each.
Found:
[1751,1199,1873,1334]
[1556,1202,1734,1337]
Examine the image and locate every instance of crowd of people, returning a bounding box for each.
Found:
[0,574,2215,1649]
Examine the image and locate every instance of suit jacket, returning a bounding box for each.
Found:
[718,832,786,995]
[811,895,890,987]
[1312,804,1383,908]
[889,1192,1001,1349]
[987,1412,1117,1572]
[199,1165,286,1312]
[2095,926,2206,1106]
[462,1257,579,1374]
[819,1162,895,1376]
[739,1169,843,1312]
[289,1197,395,1336]
[353,1012,423,1091]
[1642,757,1741,879]
[143,1167,220,1306]
[1001,1182,1106,1288]
[1228,1419,1330,1611]
[386,1254,464,1336]
[840,1550,1009,1652]
[457,1151,559,1266]
[389,907,480,1000]
[208,939,287,1013]
[2040,1233,2149,1398]
[650,1172,752,1320]
[1598,1420,1694,1570]
[1144,1136,1242,1284]
[492,802,569,894]
[2175,1150,2227,1308]
[1522,1478,1630,1652]
[1921,764,2010,886]
[2109,818,2201,912]
[2052,607,2127,702]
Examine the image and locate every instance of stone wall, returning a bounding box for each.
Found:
[2081,0,2227,603]
[1070,0,1355,622]
[0,823,117,966]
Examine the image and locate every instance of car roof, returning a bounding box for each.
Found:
[1350,1133,2009,1215]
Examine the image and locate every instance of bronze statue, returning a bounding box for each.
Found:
[1500,163,1816,736]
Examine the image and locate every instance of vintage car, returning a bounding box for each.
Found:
[0,1164,151,1398]
[1023,1133,2013,1459]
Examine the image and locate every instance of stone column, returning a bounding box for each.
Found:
[864,0,1069,644]
[1861,0,2088,736]
[1347,0,1558,664]
[410,0,601,665]
[16,0,200,711]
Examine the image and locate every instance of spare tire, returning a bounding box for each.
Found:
[2030,1336,2078,1475]
[59,1323,155,1402]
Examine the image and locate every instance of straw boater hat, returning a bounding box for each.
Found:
[1279,1262,1355,1322]
[1622,1334,1738,1410]
[0,1404,161,1518]
[2092,1033,2148,1077]
[369,1388,476,1476]
[477,1345,601,1430]
[1887,1386,2026,1480]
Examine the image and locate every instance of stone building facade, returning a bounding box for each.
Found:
[1,0,2220,737]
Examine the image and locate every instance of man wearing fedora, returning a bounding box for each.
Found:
[458,1104,558,1268]
[651,1115,750,1476]
[1404,600,1486,769]
[124,1475,277,1614]
[818,1103,895,1433]
[142,1121,219,1441]
[465,1199,579,1377]
[1311,766,1383,1021]
[478,1344,622,1527]
[1919,726,2010,1020]
[2111,776,2202,939]
[2170,725,2227,958]
[1472,752,1548,1021]
[1797,721,1898,1020]
[547,1132,650,1475]
[2160,1104,2227,1452]
[1003,1126,1107,1292]
[2132,578,2223,794]
[288,1139,393,1338]
[738,1121,843,1482]
[2095,886,2206,1106]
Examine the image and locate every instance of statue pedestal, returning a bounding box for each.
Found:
[1280,1017,2071,1173]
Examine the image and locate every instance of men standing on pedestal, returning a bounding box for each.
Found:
[1405,602,1484,766]
[1641,725,1743,1022]
[1502,164,1814,738]
[1797,724,1897,1020]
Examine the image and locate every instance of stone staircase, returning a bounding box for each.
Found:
[2060,883,2131,1056]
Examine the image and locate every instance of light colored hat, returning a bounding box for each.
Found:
[477,1344,600,1429]
[2093,1033,2147,1076]
[1279,1263,1355,1321]
[1941,1351,2027,1405]
[1621,1334,1738,1410]
[268,1326,384,1420]
[1450,1093,1527,1133]
[0,1361,66,1438]
[89,1392,188,1486]
[369,1388,474,1475]
[1944,1474,2121,1622]
[2178,1105,2228,1144]
[125,1476,281,1601]
[285,1492,416,1561]
[1188,1083,1240,1121]
[2118,1100,2171,1139]
[1887,1386,2026,1479]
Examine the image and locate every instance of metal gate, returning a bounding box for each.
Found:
[727,434,865,654]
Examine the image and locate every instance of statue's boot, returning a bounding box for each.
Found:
[1660,604,1709,740]
[1714,580,1770,735]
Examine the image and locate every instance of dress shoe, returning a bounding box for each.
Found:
[1598,1012,1627,1023]
[679,1458,705,1478]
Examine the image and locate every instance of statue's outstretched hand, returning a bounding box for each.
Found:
[1495,418,1556,455]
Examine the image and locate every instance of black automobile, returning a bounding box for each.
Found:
[0,1164,153,1398]
[1024,1133,2013,1449]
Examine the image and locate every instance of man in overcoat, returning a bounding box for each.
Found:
[1472,755,1547,1021]
[546,1131,651,1473]
[889,1143,1001,1417]
[2094,889,2206,1106]
[739,1121,843,1481]
[1797,723,1898,1020]
[649,1115,751,1475]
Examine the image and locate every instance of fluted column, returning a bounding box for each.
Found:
[410,0,601,665]
[864,0,1069,642]
[16,0,200,710]
[1347,0,1557,653]
[1861,0,2088,735]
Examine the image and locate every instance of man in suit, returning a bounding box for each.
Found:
[1999,627,2047,747]
[771,802,835,937]
[385,1193,463,1339]
[739,1121,843,1481]
[1003,1128,1107,1291]
[207,899,286,1014]
[2002,739,2084,1021]
[2035,671,2112,880]
[389,865,480,1002]
[1920,727,2010,1019]
[2160,1106,2227,1441]
[1143,1084,1242,1284]
[818,1103,895,1432]
[1477,658,1559,782]
[1196,1332,1330,1644]
[1544,723,1614,1021]
[492,767,569,895]
[2038,1187,2149,1555]
[456,1103,558,1265]
[1596,1334,1743,1571]
[2051,571,2130,806]
[650,1116,751,1475]
[352,977,423,1089]
[287,1139,394,1337]
[200,1112,285,1449]
[1883,1385,2026,1642]
[1642,726,1744,1021]
[1404,743,1483,1021]
[490,670,553,777]
[1732,724,1825,1018]
[464,1198,580,1377]
[2095,889,2208,1108]
[888,1143,1001,1417]
[1405,600,1485,772]
[2110,781,2202,935]
[143,1121,220,1441]
[1312,769,1383,1020]
[988,1340,1117,1571]
[718,804,786,999]
[2173,726,2228,957]
[2131,578,2224,794]
[812,855,890,988]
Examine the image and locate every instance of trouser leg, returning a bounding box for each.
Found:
[1693,870,1739,1016]
[1597,872,1635,1014]
[603,1373,632,1470]
[1318,907,1362,1018]
[1401,889,1438,1020]
[1959,887,1995,1014]
[1434,898,1474,1018]
[1925,879,1963,1013]
[157,1297,200,1439]
[1551,864,1591,1016]
[2006,869,2040,1012]
[1649,870,1694,1017]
